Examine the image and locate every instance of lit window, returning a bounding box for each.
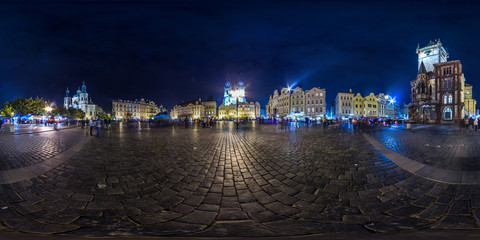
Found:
[443,107,452,120]
[443,95,448,104]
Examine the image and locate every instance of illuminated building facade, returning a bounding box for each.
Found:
[335,90,354,118]
[464,84,476,117]
[63,82,100,119]
[305,87,326,119]
[266,88,290,118]
[112,98,163,121]
[363,93,378,117]
[204,96,217,117]
[223,81,246,106]
[289,87,305,117]
[409,39,476,124]
[267,86,327,119]
[353,93,364,117]
[435,60,465,124]
[376,93,396,118]
[218,81,260,120]
[171,98,205,120]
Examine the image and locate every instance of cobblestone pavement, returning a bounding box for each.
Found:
[0,127,87,170]
[365,127,480,171]
[0,122,479,237]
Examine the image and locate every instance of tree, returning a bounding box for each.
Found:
[96,111,107,120]
[1,102,15,118]
[33,97,47,115]
[52,106,70,117]
[69,108,85,119]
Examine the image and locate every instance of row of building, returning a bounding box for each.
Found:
[63,82,166,121]
[170,81,261,120]
[64,39,477,125]
[266,87,327,119]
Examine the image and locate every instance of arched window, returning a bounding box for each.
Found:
[443,107,452,120]
[448,94,453,104]
[443,95,448,104]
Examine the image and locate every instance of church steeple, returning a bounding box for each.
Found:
[81,81,87,93]
[65,87,70,97]
[418,61,427,74]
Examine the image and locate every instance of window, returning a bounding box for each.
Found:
[443,107,452,120]
[316,100,319,104]
[443,95,448,104]
[448,94,453,104]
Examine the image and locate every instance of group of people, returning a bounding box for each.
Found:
[81,118,111,136]
[462,117,479,132]
[184,117,216,129]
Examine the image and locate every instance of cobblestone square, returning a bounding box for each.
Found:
[1,122,480,238]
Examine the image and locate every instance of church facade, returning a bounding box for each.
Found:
[64,82,101,120]
[409,39,476,124]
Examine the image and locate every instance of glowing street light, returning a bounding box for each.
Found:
[45,106,53,113]
[389,97,396,104]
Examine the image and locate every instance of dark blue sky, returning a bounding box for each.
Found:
[1,0,479,111]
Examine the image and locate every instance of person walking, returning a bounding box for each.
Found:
[107,119,111,130]
[104,119,108,129]
[89,118,94,136]
[184,117,189,129]
[475,118,478,132]
[96,118,102,137]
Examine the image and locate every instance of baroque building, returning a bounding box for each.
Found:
[112,98,164,121]
[363,93,378,118]
[305,87,326,119]
[353,93,364,117]
[63,82,102,119]
[464,84,476,117]
[376,93,396,118]
[335,90,354,118]
[289,87,305,117]
[171,98,205,120]
[409,39,475,124]
[267,86,326,119]
[218,81,260,120]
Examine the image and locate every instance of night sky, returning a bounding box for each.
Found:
[1,0,480,112]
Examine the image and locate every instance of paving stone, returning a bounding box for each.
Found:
[1,123,479,237]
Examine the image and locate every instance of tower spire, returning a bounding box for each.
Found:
[418,61,427,74]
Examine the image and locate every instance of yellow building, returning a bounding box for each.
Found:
[218,102,261,120]
[290,87,305,117]
[363,93,378,117]
[464,84,476,117]
[353,93,364,117]
[204,96,217,117]
[171,98,205,120]
[113,98,163,121]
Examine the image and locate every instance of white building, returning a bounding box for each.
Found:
[335,90,354,118]
[63,82,101,119]
[112,98,164,121]
[305,87,326,119]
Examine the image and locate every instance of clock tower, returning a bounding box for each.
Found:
[416,39,449,73]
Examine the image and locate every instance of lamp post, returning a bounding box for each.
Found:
[236,97,239,130]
